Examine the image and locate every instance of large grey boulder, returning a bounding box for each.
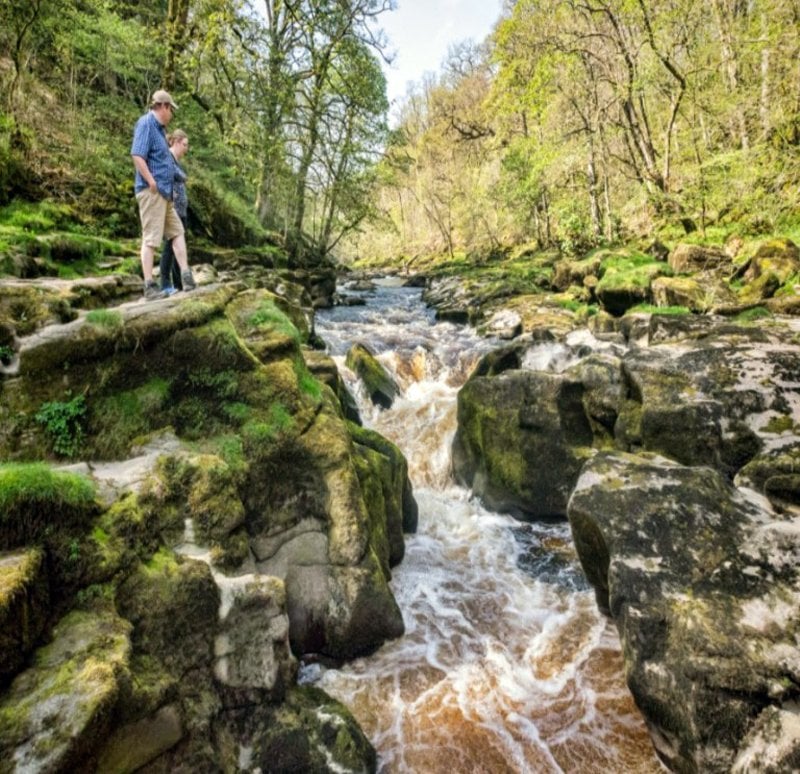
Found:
[568,451,800,772]
[453,367,594,517]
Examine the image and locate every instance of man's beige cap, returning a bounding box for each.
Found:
[151,89,178,109]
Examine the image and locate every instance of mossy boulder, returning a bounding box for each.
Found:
[668,243,729,274]
[115,550,219,677]
[552,255,601,291]
[350,422,418,571]
[651,275,735,312]
[568,451,800,772]
[736,442,800,509]
[0,548,49,685]
[216,685,376,774]
[453,368,595,518]
[345,342,400,409]
[304,349,362,424]
[0,605,132,773]
[595,258,668,316]
[741,238,800,285]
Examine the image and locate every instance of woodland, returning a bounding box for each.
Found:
[1,0,799,267]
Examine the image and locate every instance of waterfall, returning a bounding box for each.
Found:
[309,282,662,773]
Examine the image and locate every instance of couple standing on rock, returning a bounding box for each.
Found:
[131,89,196,300]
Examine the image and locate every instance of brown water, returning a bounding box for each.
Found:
[310,283,662,773]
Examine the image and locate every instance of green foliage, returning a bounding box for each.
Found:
[35,394,87,458]
[0,344,14,364]
[85,309,123,329]
[0,200,77,232]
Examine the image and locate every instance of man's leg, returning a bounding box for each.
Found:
[137,191,167,287]
[140,241,157,282]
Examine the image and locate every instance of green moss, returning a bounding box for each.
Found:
[89,379,170,458]
[144,547,180,576]
[242,403,295,445]
[762,415,795,434]
[221,401,251,423]
[247,299,302,343]
[85,309,123,329]
[735,306,772,322]
[627,304,691,316]
[295,360,322,402]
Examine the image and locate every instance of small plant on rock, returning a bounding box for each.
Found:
[35,393,87,458]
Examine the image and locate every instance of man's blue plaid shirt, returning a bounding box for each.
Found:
[131,111,174,199]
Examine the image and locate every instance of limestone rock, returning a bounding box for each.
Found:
[478,309,523,340]
[214,575,296,704]
[216,685,377,774]
[668,243,729,274]
[345,342,400,409]
[651,275,736,311]
[0,606,132,772]
[0,549,49,684]
[115,552,219,677]
[741,238,800,285]
[95,705,184,774]
[453,368,594,517]
[568,451,800,773]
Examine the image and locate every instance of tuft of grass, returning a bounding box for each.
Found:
[0,463,96,547]
[735,306,772,322]
[85,309,123,329]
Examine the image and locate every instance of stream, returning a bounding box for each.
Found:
[306,279,663,773]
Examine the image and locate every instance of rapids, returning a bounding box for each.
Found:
[308,280,663,773]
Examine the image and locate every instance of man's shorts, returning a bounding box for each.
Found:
[136,189,185,249]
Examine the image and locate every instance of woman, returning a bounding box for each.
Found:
[160,129,190,294]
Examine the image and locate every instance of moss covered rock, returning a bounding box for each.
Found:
[115,550,219,677]
[216,685,377,774]
[668,243,729,274]
[568,450,800,772]
[0,605,132,772]
[0,548,49,685]
[345,342,399,409]
[453,368,594,518]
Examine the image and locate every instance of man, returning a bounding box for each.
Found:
[131,89,196,299]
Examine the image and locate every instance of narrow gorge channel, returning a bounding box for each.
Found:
[307,280,663,773]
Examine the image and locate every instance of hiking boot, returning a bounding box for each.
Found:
[181,270,197,291]
[143,281,164,300]
[162,285,178,296]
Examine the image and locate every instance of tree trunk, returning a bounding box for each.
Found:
[164,0,191,90]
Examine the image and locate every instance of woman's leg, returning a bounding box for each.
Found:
[159,239,175,290]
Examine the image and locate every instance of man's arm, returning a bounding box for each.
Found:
[132,155,158,193]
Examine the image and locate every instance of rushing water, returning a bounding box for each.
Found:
[309,280,662,773]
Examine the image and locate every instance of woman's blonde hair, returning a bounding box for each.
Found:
[167,129,188,146]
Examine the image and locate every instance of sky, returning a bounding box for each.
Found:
[379,0,503,110]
